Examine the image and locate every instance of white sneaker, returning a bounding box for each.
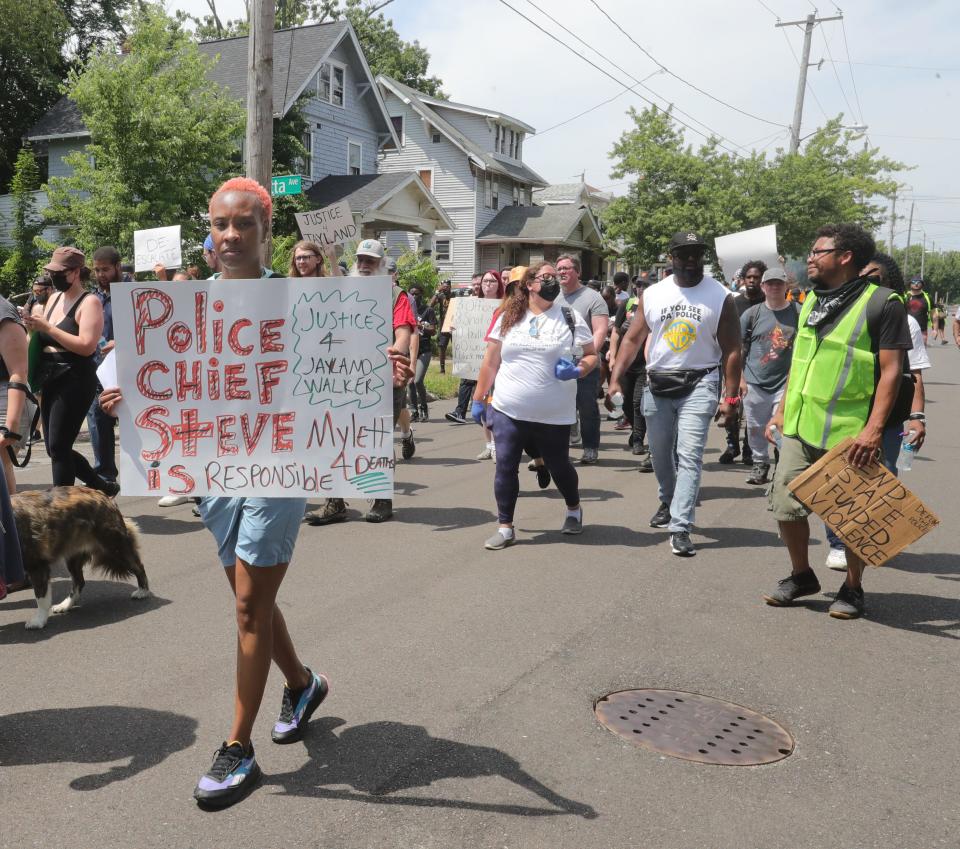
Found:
[476,447,492,460]
[491,445,497,463]
[825,547,847,571]
[158,495,191,507]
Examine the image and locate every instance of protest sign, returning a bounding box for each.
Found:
[440,296,458,334]
[452,297,500,379]
[787,438,940,566]
[111,276,395,498]
[134,225,182,273]
[294,202,358,248]
[714,224,780,285]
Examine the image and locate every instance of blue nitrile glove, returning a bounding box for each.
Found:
[554,358,580,380]
[471,400,486,424]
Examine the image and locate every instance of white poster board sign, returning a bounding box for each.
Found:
[295,202,358,248]
[134,225,182,273]
[452,297,500,379]
[111,276,395,498]
[714,224,781,285]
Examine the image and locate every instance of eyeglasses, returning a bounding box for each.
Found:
[808,248,839,259]
[294,254,319,262]
[535,274,558,283]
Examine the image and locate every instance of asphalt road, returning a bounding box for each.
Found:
[2,347,958,849]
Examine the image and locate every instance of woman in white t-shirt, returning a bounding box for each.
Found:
[473,262,597,550]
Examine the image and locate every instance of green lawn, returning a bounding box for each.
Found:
[424,362,460,400]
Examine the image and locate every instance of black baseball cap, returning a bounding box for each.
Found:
[668,231,708,252]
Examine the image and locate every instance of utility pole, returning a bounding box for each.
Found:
[888,190,897,252]
[246,0,275,260]
[776,12,843,154]
[903,201,915,279]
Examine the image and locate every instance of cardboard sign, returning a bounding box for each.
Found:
[440,295,458,334]
[714,224,781,285]
[452,297,500,379]
[787,439,940,566]
[295,202,358,248]
[134,225,182,273]
[111,276,395,498]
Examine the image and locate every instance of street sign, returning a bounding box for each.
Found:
[271,174,302,196]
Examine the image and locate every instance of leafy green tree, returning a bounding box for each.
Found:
[57,0,132,63]
[396,249,439,296]
[44,4,245,257]
[0,0,71,191]
[0,147,45,296]
[602,107,905,269]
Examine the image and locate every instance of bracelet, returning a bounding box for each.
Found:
[907,413,926,422]
[0,426,22,441]
[723,396,740,405]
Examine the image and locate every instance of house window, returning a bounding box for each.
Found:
[495,125,500,153]
[509,130,515,158]
[432,131,442,143]
[418,168,433,192]
[435,240,452,263]
[513,185,519,206]
[317,61,345,107]
[484,174,492,209]
[299,131,313,177]
[384,115,404,150]
[348,141,362,175]
[517,133,523,160]
[492,178,499,210]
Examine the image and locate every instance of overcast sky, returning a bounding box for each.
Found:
[168,0,960,251]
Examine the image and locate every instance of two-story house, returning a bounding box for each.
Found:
[376,76,553,282]
[3,21,452,248]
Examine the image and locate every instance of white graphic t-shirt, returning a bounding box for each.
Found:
[642,275,730,379]
[488,303,593,425]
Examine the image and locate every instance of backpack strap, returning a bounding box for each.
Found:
[560,306,576,341]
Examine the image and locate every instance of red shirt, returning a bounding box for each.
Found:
[393,291,416,330]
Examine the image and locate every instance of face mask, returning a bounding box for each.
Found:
[537,277,561,302]
[51,271,70,291]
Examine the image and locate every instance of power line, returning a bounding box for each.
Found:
[517,0,746,151]
[496,0,748,156]
[588,0,787,128]
[838,17,866,125]
[819,26,858,122]
[755,0,781,19]
[825,59,959,73]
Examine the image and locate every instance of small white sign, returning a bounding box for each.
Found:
[452,298,501,379]
[295,202,358,248]
[134,225,182,273]
[714,224,781,285]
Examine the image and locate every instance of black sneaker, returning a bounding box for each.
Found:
[445,411,467,424]
[535,464,551,489]
[637,455,654,473]
[193,741,261,808]
[741,449,754,466]
[272,668,330,743]
[670,531,696,557]
[746,463,770,485]
[718,447,739,464]
[409,409,420,423]
[632,441,648,455]
[763,570,821,606]
[401,430,416,460]
[365,499,393,523]
[829,583,865,619]
[649,502,671,528]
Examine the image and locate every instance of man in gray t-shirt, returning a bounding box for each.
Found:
[556,255,609,463]
[739,269,800,484]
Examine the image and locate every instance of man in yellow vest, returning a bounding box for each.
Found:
[763,224,912,619]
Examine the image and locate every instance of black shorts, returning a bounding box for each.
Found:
[437,332,451,349]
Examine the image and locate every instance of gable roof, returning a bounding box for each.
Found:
[533,182,614,206]
[377,75,547,188]
[475,204,603,247]
[410,90,534,134]
[27,21,399,148]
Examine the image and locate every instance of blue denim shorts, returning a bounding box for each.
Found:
[198,497,308,567]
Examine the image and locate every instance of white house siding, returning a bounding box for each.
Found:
[45,138,88,181]
[432,108,495,154]
[378,89,479,282]
[301,43,381,181]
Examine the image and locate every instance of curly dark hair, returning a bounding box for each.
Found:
[815,224,876,270]
[741,259,768,276]
[868,251,905,294]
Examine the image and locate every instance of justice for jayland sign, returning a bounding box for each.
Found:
[294,202,358,248]
[111,276,395,498]
[788,438,940,567]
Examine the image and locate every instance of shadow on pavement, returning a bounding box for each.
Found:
[866,591,960,639]
[529,488,624,502]
[0,582,170,645]
[886,551,960,577]
[698,485,767,501]
[0,706,196,789]
[396,506,494,530]
[128,513,203,536]
[268,717,597,819]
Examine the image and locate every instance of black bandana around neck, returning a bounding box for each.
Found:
[806,275,871,328]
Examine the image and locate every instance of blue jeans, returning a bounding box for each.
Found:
[642,379,718,533]
[825,424,902,549]
[575,368,601,451]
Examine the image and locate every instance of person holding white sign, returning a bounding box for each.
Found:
[473,263,596,550]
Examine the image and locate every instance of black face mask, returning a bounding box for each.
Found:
[537,277,561,302]
[50,271,70,292]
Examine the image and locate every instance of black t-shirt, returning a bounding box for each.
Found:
[0,296,25,382]
[613,299,646,373]
[904,292,930,329]
[416,303,437,341]
[733,290,764,318]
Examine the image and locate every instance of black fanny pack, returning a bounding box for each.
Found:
[647,367,716,399]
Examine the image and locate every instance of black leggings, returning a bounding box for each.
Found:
[621,368,648,445]
[490,408,580,524]
[41,370,100,487]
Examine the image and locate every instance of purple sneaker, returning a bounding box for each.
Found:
[193,741,261,808]
[271,668,330,744]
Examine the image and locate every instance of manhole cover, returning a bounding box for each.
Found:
[595,689,794,766]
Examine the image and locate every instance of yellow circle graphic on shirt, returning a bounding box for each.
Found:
[663,318,697,352]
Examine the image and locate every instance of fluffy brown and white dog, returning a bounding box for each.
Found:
[12,487,151,630]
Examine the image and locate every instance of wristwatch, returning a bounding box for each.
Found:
[0,425,22,441]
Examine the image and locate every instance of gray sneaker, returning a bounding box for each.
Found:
[561,509,583,535]
[670,531,695,557]
[580,448,598,465]
[485,530,516,550]
[746,462,770,485]
[828,583,865,619]
[763,570,821,606]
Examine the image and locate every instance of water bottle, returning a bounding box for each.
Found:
[898,438,916,472]
[610,391,624,417]
[769,424,783,450]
